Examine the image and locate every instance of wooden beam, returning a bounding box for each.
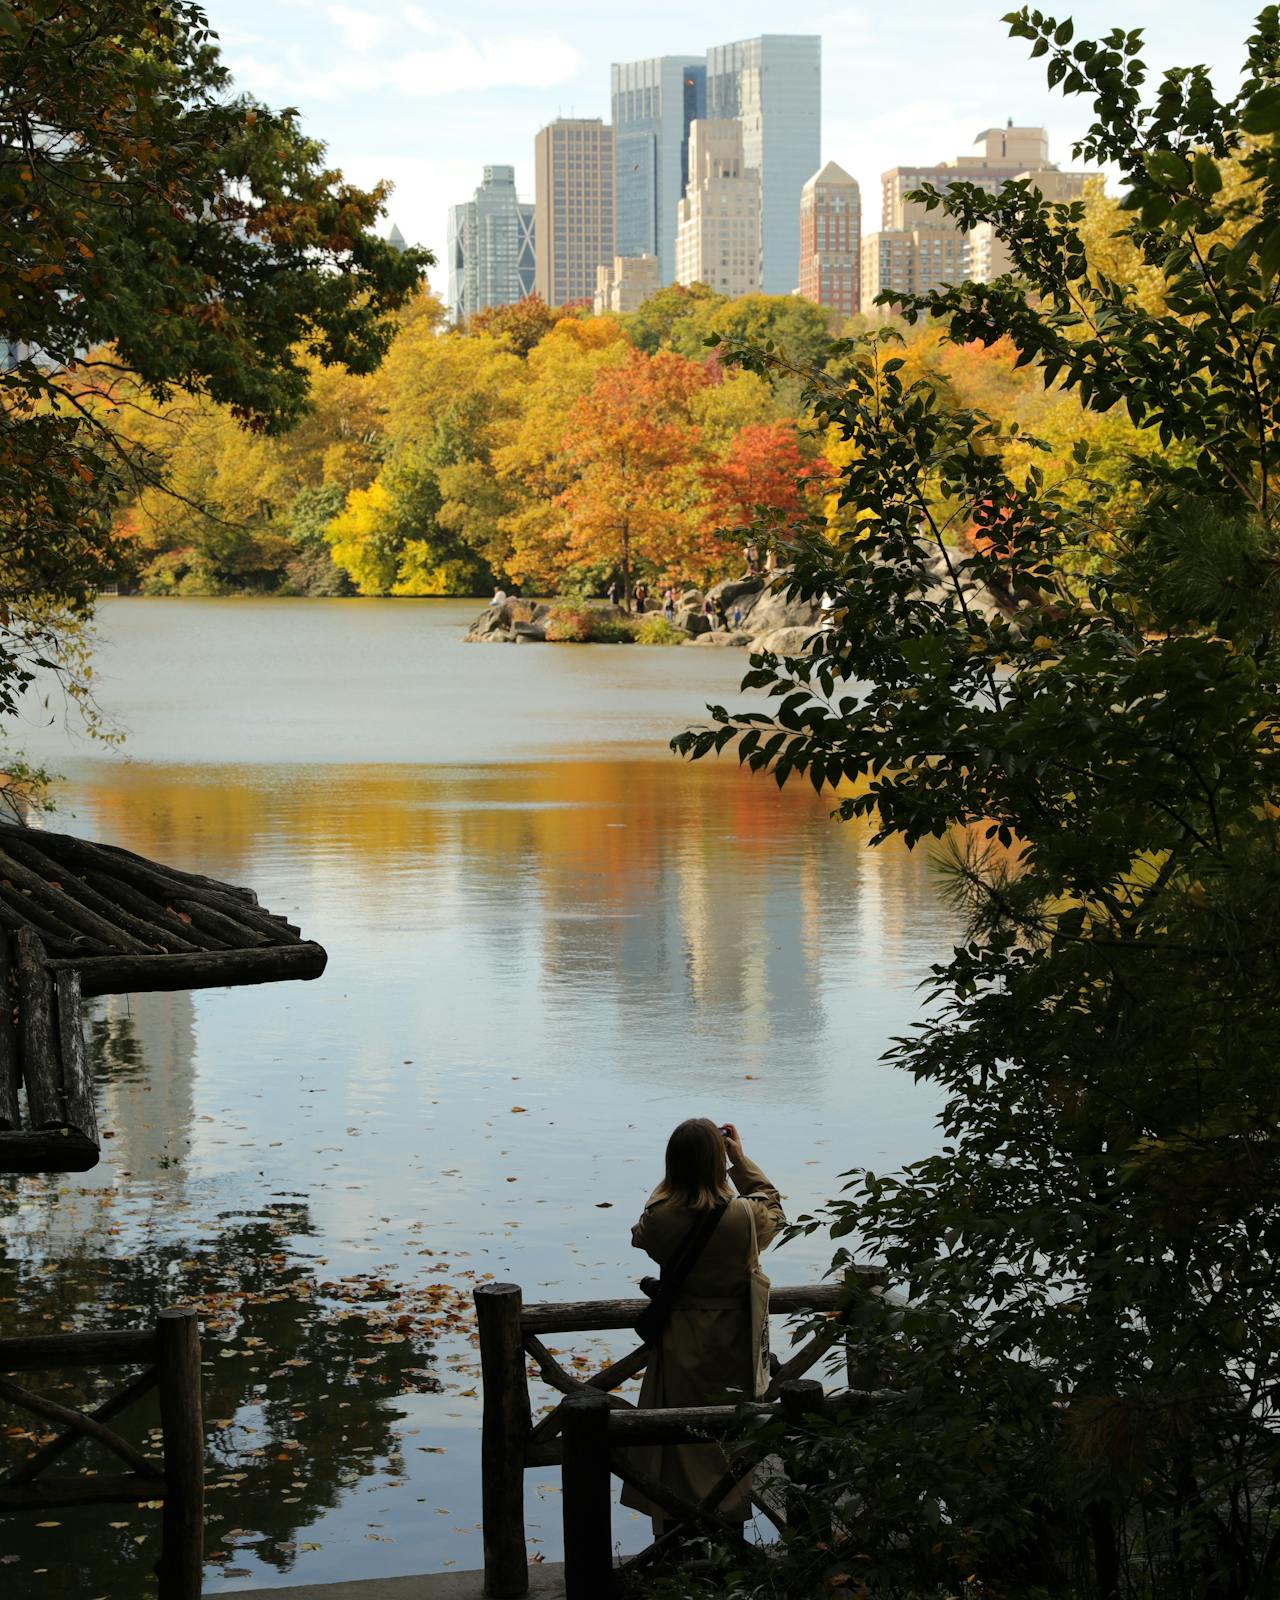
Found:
[54,970,97,1149]
[53,941,328,996]
[5,1367,157,1486]
[0,934,18,1130]
[15,927,62,1127]
[520,1277,882,1334]
[475,1283,531,1600]
[0,1127,99,1173]
[0,1473,167,1511]
[0,1375,158,1478]
[156,1309,204,1600]
[0,1329,157,1371]
[0,835,194,953]
[0,848,152,953]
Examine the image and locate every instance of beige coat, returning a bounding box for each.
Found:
[619,1154,784,1523]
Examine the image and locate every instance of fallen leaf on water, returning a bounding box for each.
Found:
[510,1106,527,1113]
[595,1202,612,1208]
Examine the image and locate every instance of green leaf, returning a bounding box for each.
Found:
[1192,152,1222,195]
[1242,84,1280,134]
[1144,149,1190,187]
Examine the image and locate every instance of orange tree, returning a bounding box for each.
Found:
[556,347,710,603]
[0,0,424,714]
[698,419,826,579]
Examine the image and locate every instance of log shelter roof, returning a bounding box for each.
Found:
[0,822,327,1175]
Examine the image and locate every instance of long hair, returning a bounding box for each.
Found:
[652,1118,730,1211]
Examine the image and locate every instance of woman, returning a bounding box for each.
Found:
[621,1118,784,1531]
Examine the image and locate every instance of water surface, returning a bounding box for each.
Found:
[0,600,959,1594]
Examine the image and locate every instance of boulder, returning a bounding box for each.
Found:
[706,574,764,612]
[749,625,818,656]
[740,585,820,636]
[464,597,551,642]
[687,629,748,647]
[678,588,703,611]
[674,607,710,637]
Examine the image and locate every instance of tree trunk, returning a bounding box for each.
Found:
[621,524,631,613]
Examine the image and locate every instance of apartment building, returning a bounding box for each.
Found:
[674,119,762,297]
[534,119,615,307]
[798,161,861,317]
[594,254,661,314]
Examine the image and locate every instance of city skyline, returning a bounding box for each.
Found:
[203,1,1253,299]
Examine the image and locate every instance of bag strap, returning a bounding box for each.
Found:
[635,1197,728,1344]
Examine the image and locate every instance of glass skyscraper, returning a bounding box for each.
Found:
[446,165,535,324]
[706,35,821,295]
[611,55,706,286]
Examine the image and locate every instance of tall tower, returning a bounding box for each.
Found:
[798,162,861,317]
[446,165,535,324]
[674,120,761,297]
[706,35,821,294]
[534,119,616,308]
[611,54,706,285]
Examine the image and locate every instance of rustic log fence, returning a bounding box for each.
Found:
[0,1308,204,1598]
[474,1268,885,1599]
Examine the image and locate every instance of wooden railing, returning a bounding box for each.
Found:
[474,1269,885,1599]
[0,1309,204,1597]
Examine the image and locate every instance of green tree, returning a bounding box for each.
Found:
[0,0,425,703]
[675,10,1280,1596]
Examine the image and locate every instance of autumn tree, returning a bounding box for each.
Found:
[0,0,424,704]
[698,420,825,579]
[556,348,711,605]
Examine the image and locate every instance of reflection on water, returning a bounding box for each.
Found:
[0,600,961,1592]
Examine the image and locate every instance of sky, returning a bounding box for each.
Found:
[204,0,1262,297]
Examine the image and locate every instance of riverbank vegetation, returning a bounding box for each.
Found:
[670,9,1280,1598]
[102,181,1179,604]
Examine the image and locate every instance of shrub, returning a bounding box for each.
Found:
[632,614,686,646]
[543,605,634,643]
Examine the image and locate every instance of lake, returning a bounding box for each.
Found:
[0,598,959,1594]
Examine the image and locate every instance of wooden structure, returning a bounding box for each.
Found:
[0,819,327,1174]
[0,819,328,1595]
[0,1310,205,1598]
[473,1269,886,1599]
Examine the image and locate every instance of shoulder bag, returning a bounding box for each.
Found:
[634,1197,728,1347]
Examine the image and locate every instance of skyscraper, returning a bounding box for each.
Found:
[705,35,821,294]
[534,119,615,308]
[446,165,535,324]
[798,162,861,317]
[674,120,761,297]
[611,55,706,284]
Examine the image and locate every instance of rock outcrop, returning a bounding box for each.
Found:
[464,598,551,643]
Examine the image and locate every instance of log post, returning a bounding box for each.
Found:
[778,1378,827,1540]
[475,1283,531,1599]
[155,1309,203,1600]
[561,1390,614,1600]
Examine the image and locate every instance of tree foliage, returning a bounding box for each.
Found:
[673,10,1280,1596]
[0,0,425,687]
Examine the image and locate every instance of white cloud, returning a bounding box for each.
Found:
[229,19,581,102]
[327,4,387,53]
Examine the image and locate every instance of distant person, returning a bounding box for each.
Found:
[663,588,675,623]
[489,586,507,608]
[703,596,715,627]
[607,580,620,608]
[621,1119,784,1536]
[714,596,728,630]
[635,582,648,615]
[732,604,743,630]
